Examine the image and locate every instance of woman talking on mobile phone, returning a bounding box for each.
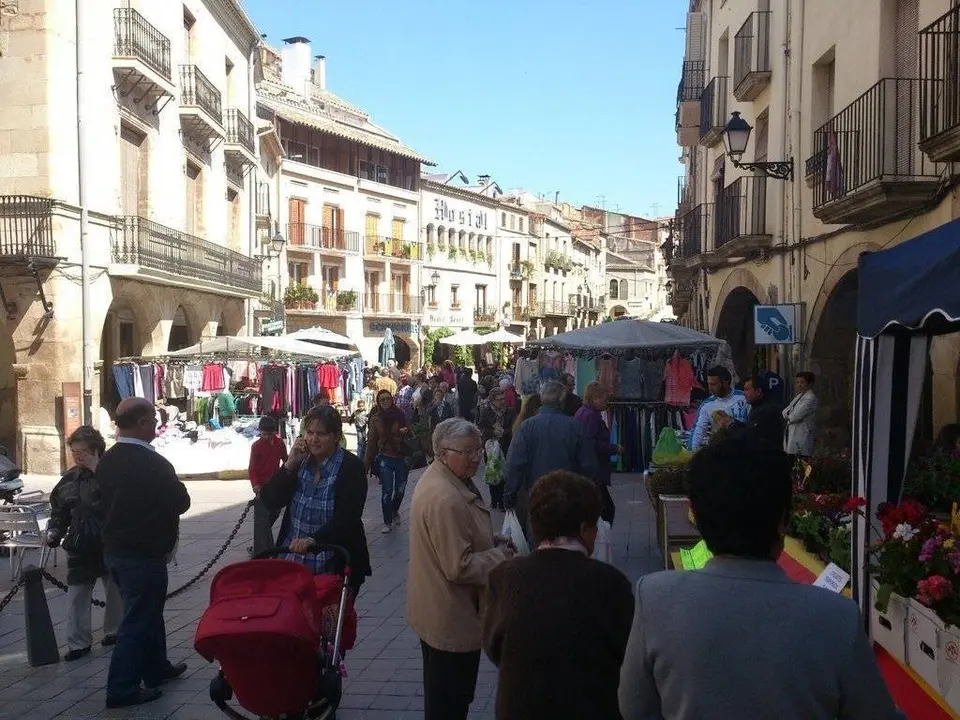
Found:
[259,405,372,595]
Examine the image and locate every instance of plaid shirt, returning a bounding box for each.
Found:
[281,446,344,574]
[395,385,415,421]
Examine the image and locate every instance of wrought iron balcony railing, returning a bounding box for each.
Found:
[699,76,729,146]
[364,235,423,261]
[919,5,960,160]
[287,223,360,252]
[0,195,57,257]
[675,203,713,260]
[114,216,261,293]
[179,65,222,124]
[224,109,255,154]
[677,60,707,104]
[113,8,171,81]
[715,176,768,249]
[733,11,772,100]
[474,307,499,323]
[810,78,937,211]
[539,300,575,316]
[365,294,423,315]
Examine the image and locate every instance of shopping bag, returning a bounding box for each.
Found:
[591,520,612,564]
[501,511,529,556]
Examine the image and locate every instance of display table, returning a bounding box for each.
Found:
[778,537,959,720]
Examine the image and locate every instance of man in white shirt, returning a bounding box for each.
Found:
[688,366,750,450]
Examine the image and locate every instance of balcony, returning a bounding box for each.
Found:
[919,5,960,162]
[179,65,223,143]
[111,8,174,110]
[112,216,261,296]
[714,176,771,258]
[364,236,423,262]
[677,175,695,215]
[672,203,714,268]
[287,224,360,253]
[365,294,422,315]
[0,196,58,259]
[224,109,256,164]
[699,76,729,147]
[474,306,499,325]
[676,61,707,147]
[734,11,772,101]
[809,78,940,225]
[540,300,575,317]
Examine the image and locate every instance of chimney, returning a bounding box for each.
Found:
[477,174,490,185]
[313,55,326,90]
[281,36,312,98]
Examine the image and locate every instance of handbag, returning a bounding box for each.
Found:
[62,505,103,557]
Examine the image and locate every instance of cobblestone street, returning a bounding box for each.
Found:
[0,470,658,719]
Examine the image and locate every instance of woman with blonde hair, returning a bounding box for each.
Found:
[574,382,622,524]
[512,393,541,433]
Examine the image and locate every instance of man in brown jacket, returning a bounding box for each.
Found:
[407,417,513,720]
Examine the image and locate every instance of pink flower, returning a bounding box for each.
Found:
[917,575,954,606]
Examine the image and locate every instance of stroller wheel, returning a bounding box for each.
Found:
[209,671,233,704]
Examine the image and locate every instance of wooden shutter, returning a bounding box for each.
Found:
[184,163,200,235]
[288,198,304,245]
[365,213,378,239]
[322,204,334,228]
[391,218,404,240]
[685,12,707,63]
[120,125,144,217]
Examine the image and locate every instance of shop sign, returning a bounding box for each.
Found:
[753,304,804,345]
[425,311,466,327]
[432,198,489,231]
[368,320,418,335]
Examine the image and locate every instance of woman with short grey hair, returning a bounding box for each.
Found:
[407,417,513,720]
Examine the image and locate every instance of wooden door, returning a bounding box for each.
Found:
[288,198,305,245]
[322,205,334,247]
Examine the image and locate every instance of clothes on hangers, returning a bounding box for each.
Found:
[575,357,597,393]
[183,364,203,395]
[201,363,226,392]
[515,357,540,395]
[664,353,697,407]
[112,364,136,400]
[596,356,618,396]
[317,363,340,389]
[165,364,185,398]
[617,358,643,399]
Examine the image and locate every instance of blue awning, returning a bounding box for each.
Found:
[857,217,960,338]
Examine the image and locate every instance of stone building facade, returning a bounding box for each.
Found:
[670,0,960,448]
[0,0,263,472]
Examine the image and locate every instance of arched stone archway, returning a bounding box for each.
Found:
[216,302,244,337]
[715,286,761,380]
[168,304,201,352]
[808,269,859,450]
[710,268,767,336]
[610,304,628,317]
[99,298,149,414]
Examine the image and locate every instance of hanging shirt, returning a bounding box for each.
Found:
[132,366,145,398]
[664,355,697,407]
[201,364,225,392]
[318,364,340,389]
[688,391,750,449]
[515,357,540,396]
[618,358,643,399]
[596,356,618,396]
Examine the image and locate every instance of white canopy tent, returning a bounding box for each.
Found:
[479,327,526,344]
[438,330,485,346]
[288,326,357,350]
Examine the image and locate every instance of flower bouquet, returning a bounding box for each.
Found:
[870,498,933,611]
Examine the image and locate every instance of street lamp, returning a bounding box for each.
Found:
[722,112,795,181]
[430,270,441,287]
[268,230,285,258]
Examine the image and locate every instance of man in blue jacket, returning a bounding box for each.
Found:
[503,380,598,543]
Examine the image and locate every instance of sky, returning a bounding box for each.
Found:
[241,0,687,219]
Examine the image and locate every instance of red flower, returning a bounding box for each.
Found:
[917,575,954,606]
[842,496,867,513]
[901,498,928,526]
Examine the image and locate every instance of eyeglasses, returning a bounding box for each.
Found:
[442,447,483,460]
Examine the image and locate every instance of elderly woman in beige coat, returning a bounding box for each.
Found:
[407,417,514,720]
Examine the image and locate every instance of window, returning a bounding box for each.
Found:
[510,215,515,230]
[501,212,506,227]
[450,284,460,307]
[288,262,309,286]
[285,140,307,162]
[609,279,619,299]
[475,284,487,311]
[321,265,339,295]
[425,285,436,306]
[288,198,305,245]
[183,8,195,62]
[119,124,146,217]
[365,213,379,241]
[619,279,628,299]
[519,217,524,233]
[359,160,376,181]
[225,58,234,106]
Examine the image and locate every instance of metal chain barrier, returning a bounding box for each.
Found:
[0,499,253,614]
[0,576,25,614]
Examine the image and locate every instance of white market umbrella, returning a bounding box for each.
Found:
[438,330,486,346]
[479,327,526,344]
[288,326,357,349]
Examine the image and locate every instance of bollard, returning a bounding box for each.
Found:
[22,565,59,667]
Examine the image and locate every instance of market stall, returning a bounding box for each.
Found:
[852,217,960,718]
[527,318,729,471]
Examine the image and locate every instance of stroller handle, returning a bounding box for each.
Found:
[254,544,352,573]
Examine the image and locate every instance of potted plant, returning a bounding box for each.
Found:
[903,450,960,513]
[451,300,462,310]
[448,246,459,260]
[301,284,319,309]
[520,260,536,278]
[283,284,301,309]
[469,249,478,264]
[336,290,357,311]
[428,300,440,309]
[426,241,436,259]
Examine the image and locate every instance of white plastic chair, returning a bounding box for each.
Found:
[0,505,56,580]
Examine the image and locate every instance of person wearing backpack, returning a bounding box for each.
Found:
[46,426,123,661]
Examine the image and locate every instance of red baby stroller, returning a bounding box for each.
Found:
[194,544,358,720]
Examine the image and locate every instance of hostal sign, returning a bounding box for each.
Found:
[434,199,489,231]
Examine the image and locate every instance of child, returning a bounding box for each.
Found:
[353,400,369,462]
[248,416,288,555]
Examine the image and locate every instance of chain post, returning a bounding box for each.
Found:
[0,577,25,614]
